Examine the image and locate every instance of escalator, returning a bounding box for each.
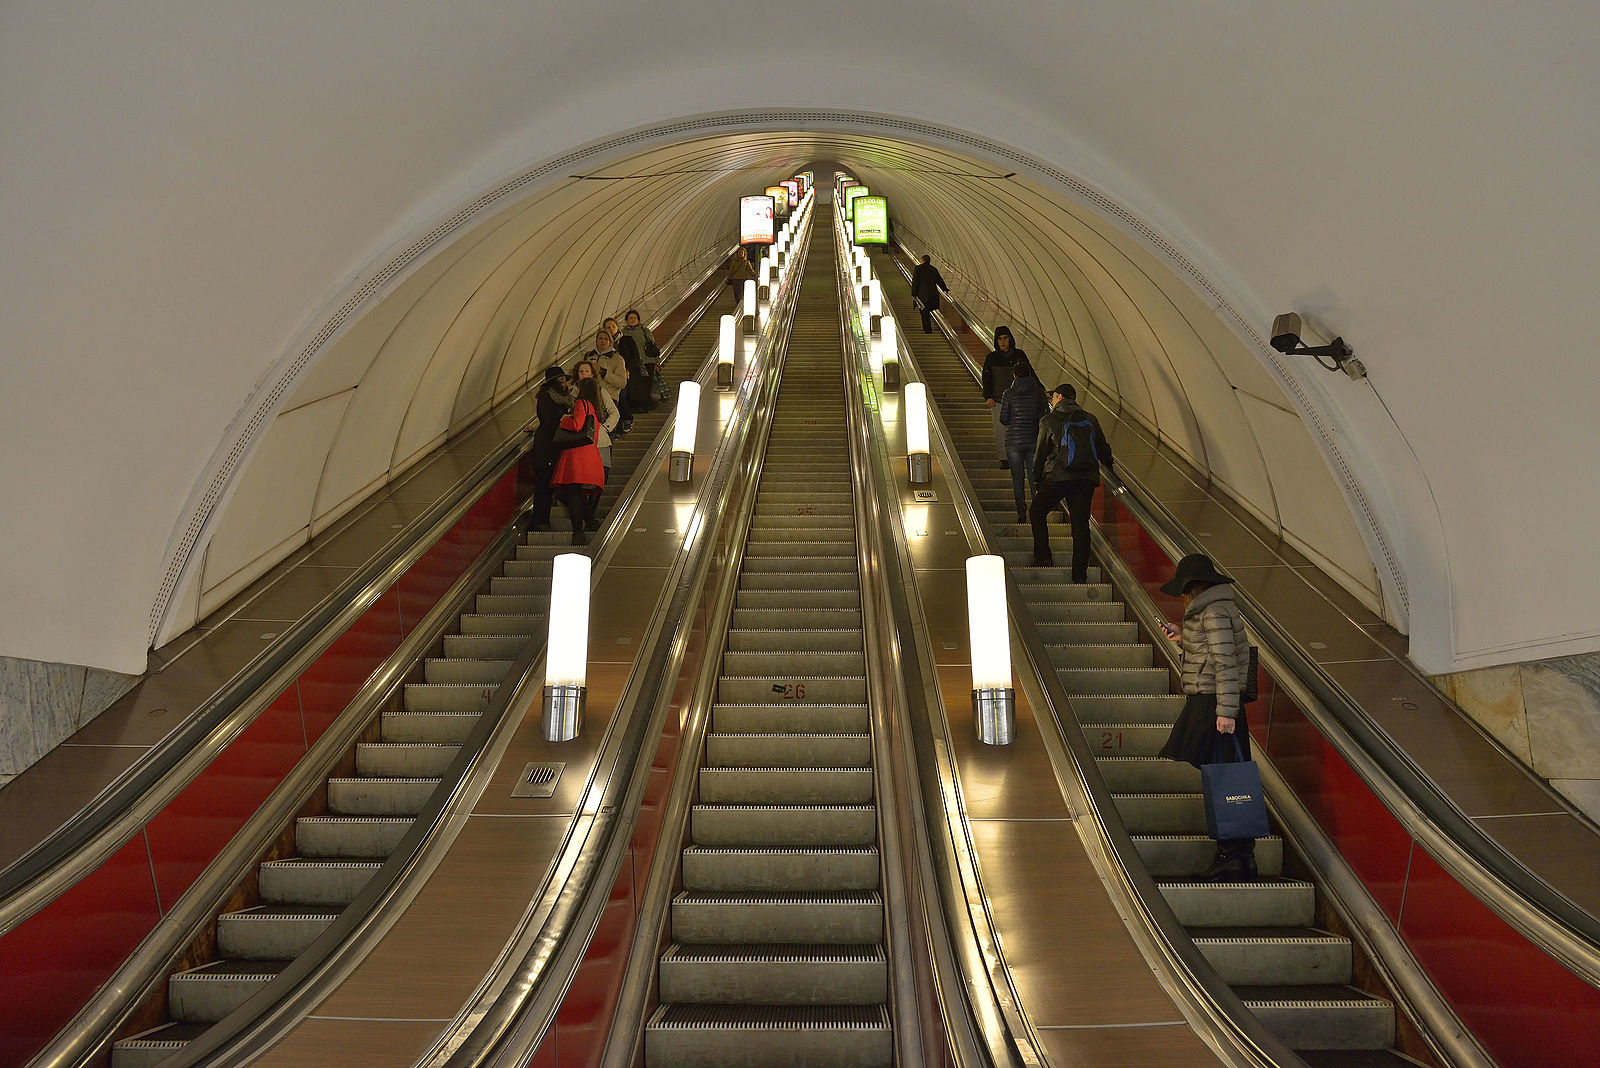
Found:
[874,251,1419,1066]
[643,231,894,1066]
[111,304,724,1067]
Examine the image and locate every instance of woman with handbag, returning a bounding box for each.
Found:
[550,390,605,546]
[1157,553,1258,880]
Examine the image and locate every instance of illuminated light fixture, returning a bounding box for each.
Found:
[670,380,701,482]
[846,220,854,244]
[965,555,1015,745]
[743,279,758,333]
[880,316,901,392]
[865,278,881,321]
[717,314,737,391]
[904,381,931,484]
[542,553,592,741]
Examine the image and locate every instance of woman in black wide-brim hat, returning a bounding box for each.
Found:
[1157,553,1258,880]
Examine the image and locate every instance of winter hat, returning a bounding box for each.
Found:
[1159,553,1235,596]
[543,365,569,382]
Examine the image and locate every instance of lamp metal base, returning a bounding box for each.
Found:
[973,687,1015,746]
[908,451,932,485]
[542,684,586,742]
[669,450,694,483]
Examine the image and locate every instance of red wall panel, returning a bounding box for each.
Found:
[0,835,162,1065]
[296,587,405,745]
[554,869,636,1065]
[146,687,308,905]
[1401,847,1600,1068]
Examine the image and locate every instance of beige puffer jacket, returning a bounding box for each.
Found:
[1179,584,1248,718]
[594,348,629,403]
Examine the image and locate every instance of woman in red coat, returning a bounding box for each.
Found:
[552,384,606,545]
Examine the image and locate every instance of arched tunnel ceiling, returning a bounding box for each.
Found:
[3,3,1598,679]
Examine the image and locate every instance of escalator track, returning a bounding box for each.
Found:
[643,228,894,1067]
[110,302,724,1067]
[873,250,1422,1066]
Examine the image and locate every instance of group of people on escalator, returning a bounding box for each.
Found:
[523,312,663,545]
[982,325,1257,881]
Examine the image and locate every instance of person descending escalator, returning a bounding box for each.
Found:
[524,365,575,532]
[581,327,633,435]
[550,387,605,546]
[982,326,1024,468]
[1157,554,1258,880]
[621,308,661,413]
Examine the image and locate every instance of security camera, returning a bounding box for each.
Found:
[1270,312,1305,354]
[1269,311,1361,378]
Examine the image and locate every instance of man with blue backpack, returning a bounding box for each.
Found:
[1030,382,1115,581]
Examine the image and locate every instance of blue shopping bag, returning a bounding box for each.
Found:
[1201,735,1269,840]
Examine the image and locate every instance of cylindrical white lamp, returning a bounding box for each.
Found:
[866,279,882,320]
[742,279,759,336]
[905,381,931,484]
[966,555,1015,745]
[717,314,736,391]
[670,380,701,482]
[542,552,592,741]
[880,317,901,391]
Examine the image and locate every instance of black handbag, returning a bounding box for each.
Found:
[551,413,595,450]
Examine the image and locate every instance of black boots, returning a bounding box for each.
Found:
[1197,839,1258,882]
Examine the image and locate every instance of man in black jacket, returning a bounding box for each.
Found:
[910,254,949,333]
[1030,382,1115,581]
[524,365,574,531]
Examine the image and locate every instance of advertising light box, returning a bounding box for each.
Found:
[740,195,775,245]
[782,180,800,207]
[765,185,789,216]
[838,177,858,201]
[853,196,888,244]
[845,185,870,221]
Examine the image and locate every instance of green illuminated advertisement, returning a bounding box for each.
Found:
[844,185,870,221]
[853,196,888,244]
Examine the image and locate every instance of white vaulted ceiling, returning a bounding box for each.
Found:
[2,2,1598,679]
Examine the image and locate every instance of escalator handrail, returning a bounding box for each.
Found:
[876,245,1306,1067]
[905,244,1600,987]
[0,243,737,940]
[833,221,1034,1067]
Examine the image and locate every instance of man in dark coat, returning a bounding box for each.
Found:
[1030,382,1115,581]
[982,326,1025,468]
[524,365,573,530]
[910,254,949,333]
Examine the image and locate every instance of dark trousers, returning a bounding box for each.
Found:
[918,305,934,332]
[529,456,556,527]
[554,484,597,544]
[1029,479,1096,581]
[1005,444,1036,517]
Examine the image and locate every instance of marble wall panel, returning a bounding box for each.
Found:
[0,655,140,778]
[0,657,86,775]
[1549,779,1600,824]
[1522,653,1600,780]
[1435,663,1534,765]
[79,666,139,728]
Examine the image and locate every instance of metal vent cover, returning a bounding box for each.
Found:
[510,761,564,798]
[151,108,1404,641]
